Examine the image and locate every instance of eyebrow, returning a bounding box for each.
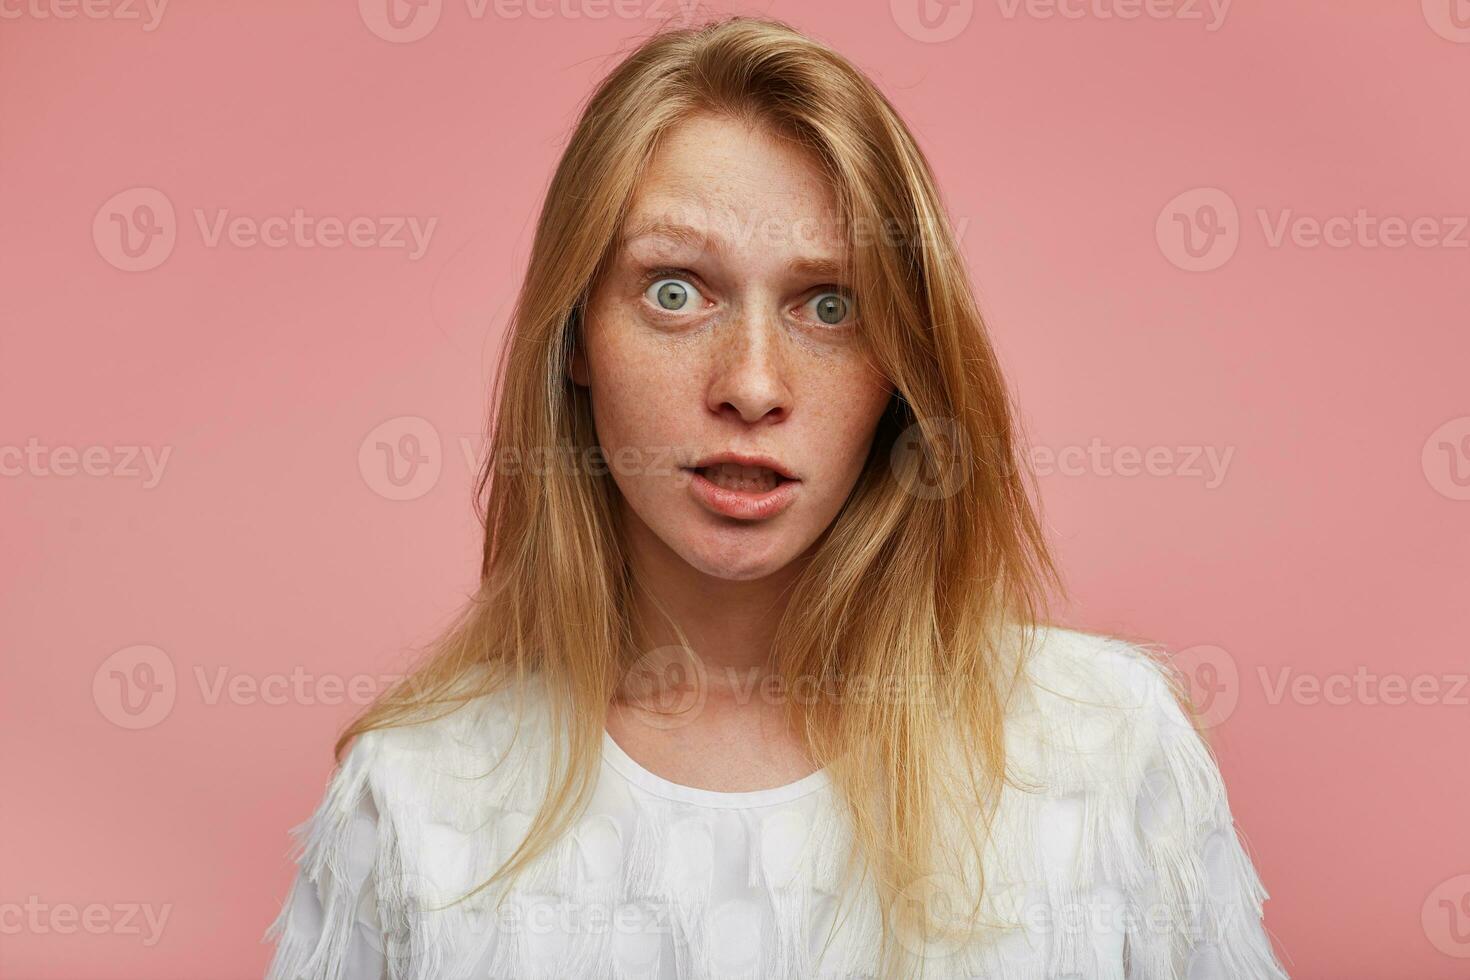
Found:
[620,219,850,283]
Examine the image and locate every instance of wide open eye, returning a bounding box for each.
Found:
[805,290,855,326]
[645,277,705,313]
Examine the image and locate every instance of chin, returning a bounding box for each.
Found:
[676,532,805,582]
[619,489,814,581]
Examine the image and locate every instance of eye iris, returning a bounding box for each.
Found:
[656,281,688,310]
[816,294,848,325]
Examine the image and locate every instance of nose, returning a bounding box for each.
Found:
[705,309,792,425]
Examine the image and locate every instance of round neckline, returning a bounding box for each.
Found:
[600,728,830,809]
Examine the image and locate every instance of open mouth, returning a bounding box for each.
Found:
[688,462,794,494]
[683,459,800,520]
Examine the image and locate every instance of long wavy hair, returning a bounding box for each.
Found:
[337,14,1065,976]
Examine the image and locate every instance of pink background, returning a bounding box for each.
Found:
[3,1,1468,977]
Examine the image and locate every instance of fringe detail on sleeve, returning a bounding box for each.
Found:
[1121,652,1290,980]
[262,729,385,980]
[263,682,564,980]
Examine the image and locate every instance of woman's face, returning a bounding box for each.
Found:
[572,112,893,582]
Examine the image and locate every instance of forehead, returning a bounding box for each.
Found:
[620,112,848,264]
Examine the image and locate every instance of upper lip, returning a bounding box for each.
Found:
[687,452,798,481]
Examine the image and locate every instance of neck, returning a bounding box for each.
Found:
[619,509,808,687]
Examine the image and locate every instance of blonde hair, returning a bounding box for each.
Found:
[338,14,1065,976]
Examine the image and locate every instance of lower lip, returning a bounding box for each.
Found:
[684,468,800,521]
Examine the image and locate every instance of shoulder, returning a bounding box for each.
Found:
[278,671,560,910]
[998,626,1288,976]
[265,672,559,978]
[283,668,557,863]
[1001,622,1200,795]
[1016,621,1184,712]
[344,668,558,822]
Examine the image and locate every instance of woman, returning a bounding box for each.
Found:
[264,16,1287,980]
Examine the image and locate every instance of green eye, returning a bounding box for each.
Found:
[646,277,702,312]
[810,291,853,325]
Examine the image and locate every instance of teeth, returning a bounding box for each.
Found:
[703,462,781,492]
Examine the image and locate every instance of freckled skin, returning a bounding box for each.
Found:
[571,112,893,583]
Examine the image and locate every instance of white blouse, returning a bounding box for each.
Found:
[263,626,1289,979]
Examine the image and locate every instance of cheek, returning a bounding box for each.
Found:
[585,317,695,453]
[805,362,892,465]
